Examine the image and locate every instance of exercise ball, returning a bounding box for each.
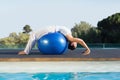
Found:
[37,32,68,55]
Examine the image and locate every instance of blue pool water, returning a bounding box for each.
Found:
[0,72,120,80]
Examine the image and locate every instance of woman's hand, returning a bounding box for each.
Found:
[82,49,90,55]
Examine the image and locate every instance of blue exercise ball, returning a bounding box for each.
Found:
[37,32,68,55]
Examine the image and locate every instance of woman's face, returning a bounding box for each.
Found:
[71,42,77,48]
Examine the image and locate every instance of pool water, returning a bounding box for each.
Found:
[0,72,120,80]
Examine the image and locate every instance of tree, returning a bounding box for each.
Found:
[9,32,18,39]
[0,25,31,48]
[23,25,32,33]
[86,27,101,43]
[17,32,29,47]
[71,21,91,38]
[97,13,120,43]
[71,21,100,43]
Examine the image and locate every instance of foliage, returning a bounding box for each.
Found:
[71,21,91,38]
[23,25,32,33]
[0,25,34,48]
[71,21,101,43]
[0,32,29,48]
[97,13,120,43]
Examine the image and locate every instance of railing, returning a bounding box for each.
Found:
[78,43,120,48]
[0,43,120,49]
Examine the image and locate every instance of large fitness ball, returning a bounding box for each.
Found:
[37,32,68,55]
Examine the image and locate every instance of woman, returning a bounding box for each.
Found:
[18,26,90,55]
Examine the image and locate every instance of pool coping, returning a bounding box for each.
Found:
[0,58,120,61]
[0,61,120,73]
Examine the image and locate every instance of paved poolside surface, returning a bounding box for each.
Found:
[0,61,120,72]
[0,48,120,61]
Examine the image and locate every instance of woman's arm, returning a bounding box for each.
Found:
[66,34,90,55]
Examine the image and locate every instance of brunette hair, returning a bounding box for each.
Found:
[68,42,76,50]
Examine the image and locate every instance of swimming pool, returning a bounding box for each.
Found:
[0,72,120,80]
[0,61,120,80]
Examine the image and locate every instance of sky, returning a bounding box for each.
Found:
[0,0,120,38]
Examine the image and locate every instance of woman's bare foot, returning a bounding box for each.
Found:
[18,51,27,55]
[82,49,90,55]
